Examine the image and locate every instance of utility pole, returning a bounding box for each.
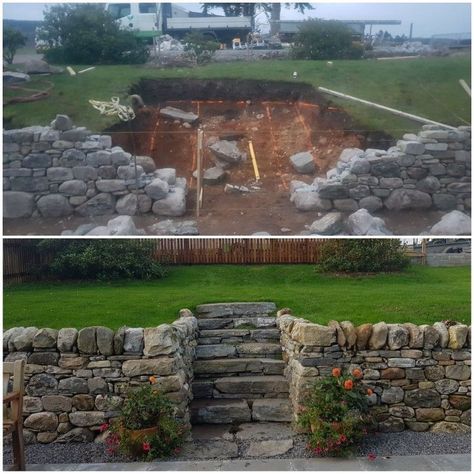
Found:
[409,23,413,40]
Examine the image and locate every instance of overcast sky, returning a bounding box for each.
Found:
[2,2,471,37]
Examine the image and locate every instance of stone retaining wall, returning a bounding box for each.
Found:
[3,310,197,444]
[427,253,471,267]
[277,310,471,433]
[3,115,187,220]
[291,125,471,214]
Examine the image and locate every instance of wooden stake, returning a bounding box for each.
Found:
[248,140,260,181]
[459,79,471,97]
[196,129,203,218]
[318,86,457,130]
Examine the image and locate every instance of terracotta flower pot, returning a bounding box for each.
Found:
[128,426,159,443]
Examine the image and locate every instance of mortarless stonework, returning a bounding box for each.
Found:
[276,310,471,434]
[3,310,198,444]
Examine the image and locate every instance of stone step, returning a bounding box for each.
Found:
[192,375,289,399]
[196,343,282,360]
[190,398,292,424]
[197,328,281,345]
[193,358,285,377]
[190,399,251,424]
[196,302,277,319]
[197,316,276,330]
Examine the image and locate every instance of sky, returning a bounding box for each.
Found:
[2,2,471,38]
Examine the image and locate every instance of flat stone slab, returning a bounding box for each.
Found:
[159,106,198,123]
[193,358,285,375]
[190,399,251,424]
[243,438,294,458]
[191,424,234,441]
[235,422,294,441]
[252,399,293,422]
[196,302,277,318]
[180,439,238,460]
[214,375,288,394]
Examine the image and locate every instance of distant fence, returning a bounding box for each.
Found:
[3,239,428,284]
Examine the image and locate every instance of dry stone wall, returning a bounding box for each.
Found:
[277,310,471,433]
[291,125,471,214]
[3,115,187,220]
[3,310,198,444]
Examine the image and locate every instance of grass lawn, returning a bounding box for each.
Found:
[3,265,470,329]
[4,56,470,137]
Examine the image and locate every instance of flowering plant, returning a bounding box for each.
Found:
[298,367,373,457]
[104,380,186,460]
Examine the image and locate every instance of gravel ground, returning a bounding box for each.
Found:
[3,432,470,466]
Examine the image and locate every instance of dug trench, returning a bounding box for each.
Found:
[106,78,420,236]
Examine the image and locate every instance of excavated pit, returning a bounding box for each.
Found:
[107,79,398,235]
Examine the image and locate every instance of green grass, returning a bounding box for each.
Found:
[4,56,470,137]
[3,265,470,329]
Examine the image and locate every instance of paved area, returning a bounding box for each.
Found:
[26,454,471,471]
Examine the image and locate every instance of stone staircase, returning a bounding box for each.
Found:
[190,302,292,424]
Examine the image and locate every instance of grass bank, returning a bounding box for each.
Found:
[3,265,470,329]
[4,56,470,136]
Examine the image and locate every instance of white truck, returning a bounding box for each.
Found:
[106,3,252,44]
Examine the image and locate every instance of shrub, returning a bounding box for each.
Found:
[299,368,373,456]
[318,240,410,273]
[183,32,220,65]
[105,383,186,460]
[3,28,27,65]
[291,19,364,60]
[37,240,166,281]
[40,4,149,65]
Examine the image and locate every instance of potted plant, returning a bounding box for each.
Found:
[298,367,373,457]
[103,378,186,460]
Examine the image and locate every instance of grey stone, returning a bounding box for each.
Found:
[143,325,179,356]
[430,421,470,433]
[356,323,373,349]
[160,106,198,123]
[23,397,43,414]
[244,439,293,458]
[251,400,292,422]
[12,327,38,351]
[134,156,156,173]
[435,379,459,394]
[422,325,440,349]
[47,167,74,182]
[58,377,88,394]
[42,395,72,412]
[33,328,58,349]
[88,377,108,395]
[445,364,470,381]
[148,219,199,236]
[122,358,177,377]
[58,180,87,196]
[405,388,441,408]
[59,148,86,167]
[57,328,78,352]
[371,159,400,178]
[28,352,59,365]
[96,327,114,356]
[110,148,131,166]
[116,193,138,216]
[152,187,186,216]
[76,193,116,216]
[69,411,106,427]
[154,168,176,185]
[387,325,409,350]
[381,387,404,404]
[397,140,425,155]
[196,344,236,359]
[3,191,35,218]
[432,194,457,211]
[346,208,390,235]
[379,177,403,189]
[145,178,169,200]
[10,176,48,192]
[407,167,429,180]
[24,412,58,432]
[77,327,97,354]
[23,153,51,168]
[96,179,126,193]
[209,140,246,164]
[290,151,315,174]
[56,428,94,443]
[318,182,349,200]
[448,324,468,349]
[385,189,432,210]
[430,211,471,236]
[369,322,388,349]
[73,166,97,181]
[308,212,343,235]
[117,164,144,181]
[432,322,449,348]
[333,198,358,212]
[26,374,58,396]
[340,321,357,349]
[137,194,152,214]
[350,158,371,175]
[4,71,31,83]
[51,115,73,131]
[37,194,72,217]
[107,215,139,236]
[203,167,228,184]
[417,176,441,193]
[292,192,332,211]
[123,328,144,353]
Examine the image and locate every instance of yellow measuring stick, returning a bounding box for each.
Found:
[248,140,260,181]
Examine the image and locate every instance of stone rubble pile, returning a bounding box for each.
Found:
[3,115,188,219]
[3,310,198,444]
[290,125,471,218]
[277,309,471,434]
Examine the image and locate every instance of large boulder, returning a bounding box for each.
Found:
[75,193,116,216]
[3,191,35,218]
[143,325,179,356]
[116,193,138,216]
[159,106,198,123]
[22,59,64,75]
[209,140,246,165]
[4,71,30,84]
[292,191,331,212]
[430,211,471,235]
[152,188,186,216]
[308,212,343,235]
[106,215,139,236]
[346,208,391,235]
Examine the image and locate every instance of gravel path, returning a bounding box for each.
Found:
[4,432,470,466]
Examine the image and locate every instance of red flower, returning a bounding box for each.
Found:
[352,368,363,378]
[332,368,341,377]
[343,379,353,390]
[368,453,377,461]
[142,441,151,453]
[367,388,373,396]
[174,447,181,454]
[339,434,347,442]
[99,423,109,433]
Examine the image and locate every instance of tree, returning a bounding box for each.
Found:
[200,3,313,34]
[39,4,149,65]
[292,19,364,60]
[3,28,27,65]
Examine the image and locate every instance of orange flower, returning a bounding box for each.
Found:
[367,388,373,396]
[149,376,158,384]
[352,368,363,378]
[332,368,341,377]
[343,379,353,390]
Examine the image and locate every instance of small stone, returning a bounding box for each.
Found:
[57,328,78,352]
[290,151,315,174]
[448,325,469,349]
[33,328,58,349]
[24,412,58,432]
[369,322,388,350]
